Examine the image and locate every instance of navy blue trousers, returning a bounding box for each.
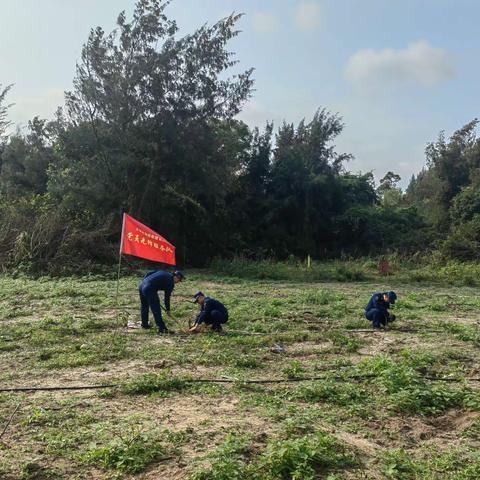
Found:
[204,310,228,329]
[365,308,388,328]
[139,284,167,331]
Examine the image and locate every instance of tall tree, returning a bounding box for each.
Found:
[378,171,403,208]
[266,110,355,256]
[0,118,55,197]
[0,84,12,140]
[54,0,253,215]
[231,123,274,254]
[0,84,13,178]
[46,0,254,261]
[407,119,480,232]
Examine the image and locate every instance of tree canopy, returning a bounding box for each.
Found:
[1,0,476,272]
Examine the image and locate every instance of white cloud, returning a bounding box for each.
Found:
[295,2,321,31]
[345,40,454,89]
[237,100,276,128]
[252,12,279,33]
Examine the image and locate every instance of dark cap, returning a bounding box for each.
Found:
[193,291,205,303]
[174,270,185,280]
[387,291,397,304]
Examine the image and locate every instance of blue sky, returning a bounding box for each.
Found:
[1,0,479,185]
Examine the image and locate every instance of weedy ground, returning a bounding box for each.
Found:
[0,266,479,479]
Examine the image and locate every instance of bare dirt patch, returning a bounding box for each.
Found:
[428,409,480,433]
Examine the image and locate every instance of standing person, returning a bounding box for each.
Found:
[365,291,397,329]
[189,291,228,333]
[139,270,185,333]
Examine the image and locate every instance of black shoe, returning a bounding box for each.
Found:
[211,324,223,333]
[142,324,152,330]
[158,328,175,335]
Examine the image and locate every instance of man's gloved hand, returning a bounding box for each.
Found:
[388,314,396,323]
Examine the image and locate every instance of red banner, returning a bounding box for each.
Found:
[120,213,176,265]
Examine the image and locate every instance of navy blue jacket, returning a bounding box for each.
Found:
[365,293,391,314]
[141,271,175,311]
[195,297,228,325]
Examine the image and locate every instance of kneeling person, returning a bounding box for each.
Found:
[365,291,397,329]
[190,292,228,333]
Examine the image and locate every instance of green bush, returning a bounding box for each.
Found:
[210,257,369,283]
[382,447,480,480]
[443,324,480,344]
[290,377,369,408]
[123,372,189,396]
[361,356,469,415]
[382,449,423,479]
[211,256,480,287]
[327,332,362,353]
[192,432,355,480]
[192,434,251,480]
[84,430,168,473]
[282,360,305,379]
[252,433,355,480]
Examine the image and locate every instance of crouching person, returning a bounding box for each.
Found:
[139,270,185,334]
[365,291,397,329]
[189,291,228,333]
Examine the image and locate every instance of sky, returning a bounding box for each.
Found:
[1,0,479,186]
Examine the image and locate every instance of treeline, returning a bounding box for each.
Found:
[407,120,480,259]
[0,0,477,273]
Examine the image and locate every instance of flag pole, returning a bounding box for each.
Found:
[116,212,126,305]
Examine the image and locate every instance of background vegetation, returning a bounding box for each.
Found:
[0,0,479,274]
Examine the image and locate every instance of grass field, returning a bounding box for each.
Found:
[1,267,480,479]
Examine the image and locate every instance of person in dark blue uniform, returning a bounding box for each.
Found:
[365,291,397,329]
[189,291,228,333]
[139,270,185,333]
